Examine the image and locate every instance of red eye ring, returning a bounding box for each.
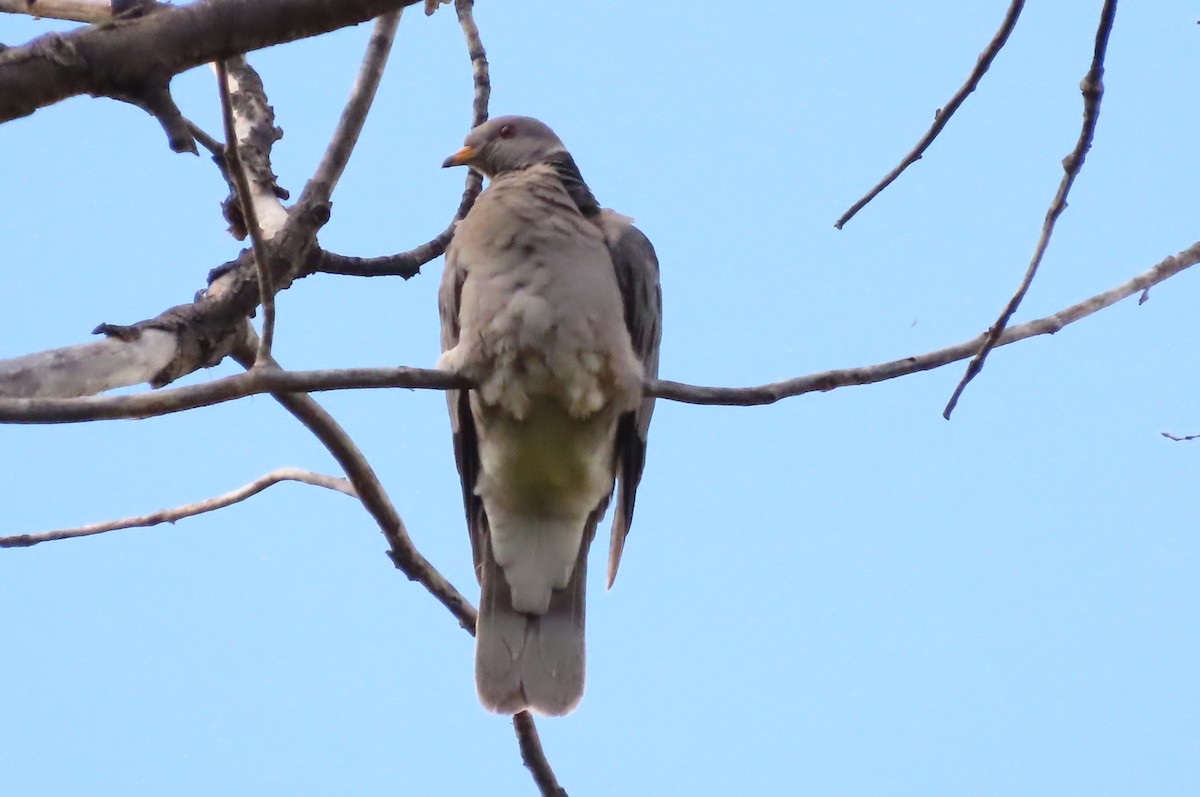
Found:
[498,123,517,139]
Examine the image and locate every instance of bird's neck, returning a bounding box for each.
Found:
[542,153,600,218]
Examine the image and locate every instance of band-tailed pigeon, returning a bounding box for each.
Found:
[438,115,662,715]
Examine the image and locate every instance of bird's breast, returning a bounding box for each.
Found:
[451,190,643,421]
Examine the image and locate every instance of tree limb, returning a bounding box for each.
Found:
[513,711,569,797]
[212,57,290,240]
[943,0,1119,418]
[3,238,1194,421]
[0,0,425,128]
[230,337,477,631]
[0,60,319,401]
[0,365,466,422]
[0,0,120,24]
[835,0,1027,229]
[217,57,278,362]
[307,0,487,280]
[0,467,354,548]
[297,10,402,211]
[454,0,489,129]
[654,237,1197,407]
[0,329,177,398]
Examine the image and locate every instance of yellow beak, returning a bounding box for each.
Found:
[442,145,476,168]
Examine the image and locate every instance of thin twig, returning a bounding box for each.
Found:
[314,170,481,278]
[215,58,277,363]
[230,337,477,632]
[943,0,1119,419]
[513,712,569,797]
[185,118,226,162]
[314,0,488,280]
[651,237,1199,405]
[2,238,1195,422]
[298,10,402,209]
[0,467,353,548]
[311,0,487,278]
[317,235,451,278]
[835,0,1026,229]
[454,0,489,128]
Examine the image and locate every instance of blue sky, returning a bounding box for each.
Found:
[2,2,1198,794]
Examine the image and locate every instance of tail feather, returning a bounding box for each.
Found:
[476,527,590,716]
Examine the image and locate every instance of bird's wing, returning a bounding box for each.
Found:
[600,211,663,587]
[439,239,487,580]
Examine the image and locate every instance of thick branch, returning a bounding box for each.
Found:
[0,59,321,401]
[0,328,176,398]
[835,0,1026,229]
[214,56,289,241]
[943,0,1119,418]
[2,239,1194,421]
[216,56,280,361]
[0,467,354,548]
[0,0,423,126]
[0,0,119,23]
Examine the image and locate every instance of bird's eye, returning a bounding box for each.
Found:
[498,124,517,139]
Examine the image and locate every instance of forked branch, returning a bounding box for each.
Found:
[943,0,1119,418]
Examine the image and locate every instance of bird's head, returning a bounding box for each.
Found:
[442,115,567,178]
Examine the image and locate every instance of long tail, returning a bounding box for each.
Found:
[475,529,590,716]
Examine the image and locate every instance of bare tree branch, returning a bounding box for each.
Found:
[216,57,278,362]
[312,158,482,278]
[0,365,465,423]
[229,338,476,631]
[298,10,403,210]
[3,238,1195,421]
[943,0,1119,419]
[0,329,178,398]
[0,467,354,548]
[513,711,569,797]
[652,238,1200,406]
[309,0,486,279]
[0,0,117,23]
[317,236,452,279]
[212,57,289,241]
[454,0,489,129]
[0,61,318,402]
[835,0,1027,229]
[185,117,225,162]
[0,0,425,128]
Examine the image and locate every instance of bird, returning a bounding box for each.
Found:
[438,115,662,716]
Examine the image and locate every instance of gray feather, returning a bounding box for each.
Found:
[601,217,663,587]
